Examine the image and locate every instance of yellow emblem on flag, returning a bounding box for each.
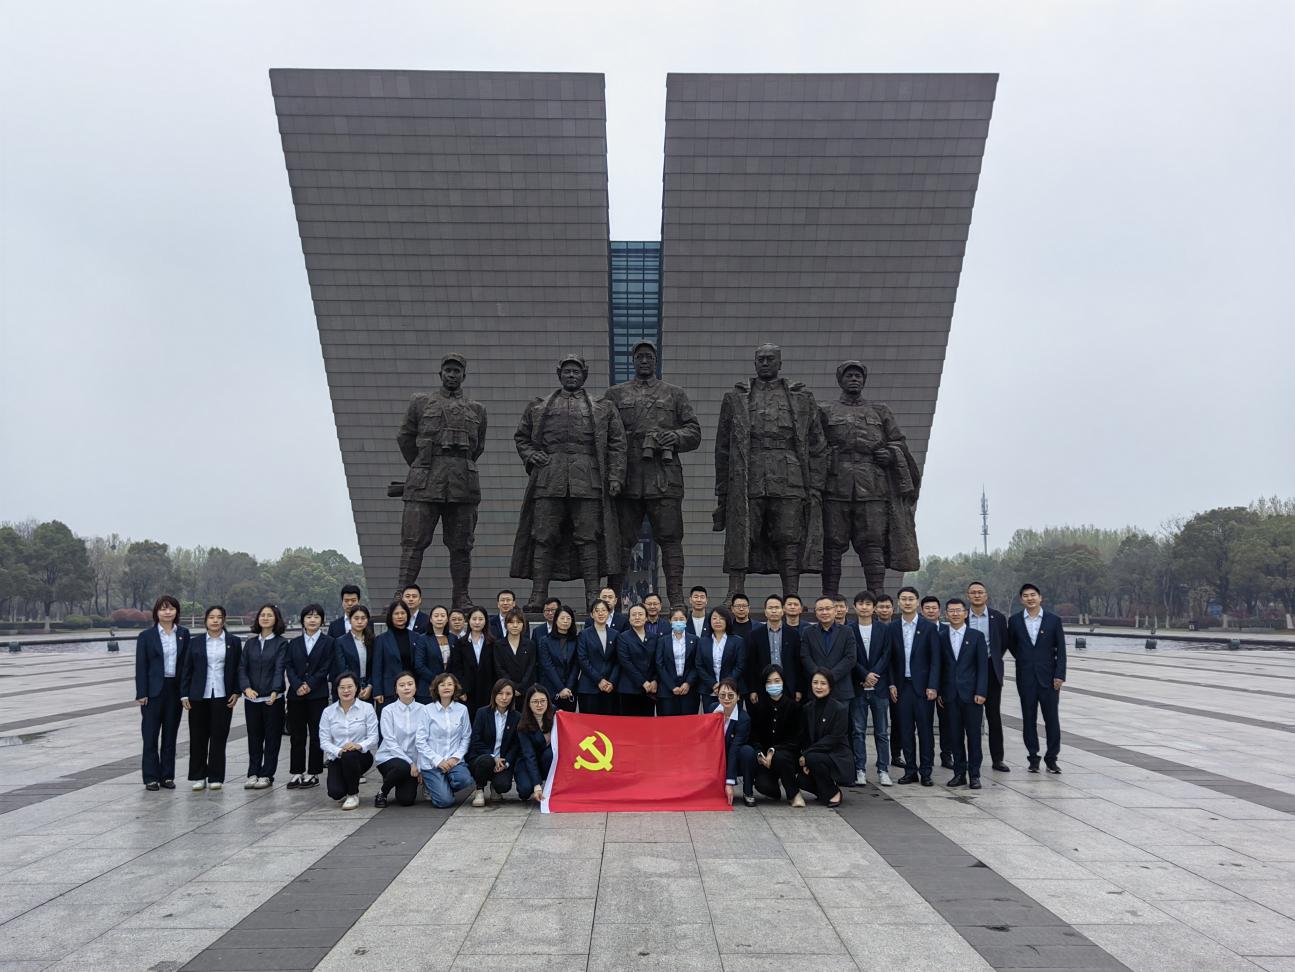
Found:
[573,731,614,772]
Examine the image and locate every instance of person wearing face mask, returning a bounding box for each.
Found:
[655,608,699,716]
[748,595,803,704]
[374,672,425,807]
[748,665,804,807]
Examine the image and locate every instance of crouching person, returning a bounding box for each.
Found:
[415,672,474,808]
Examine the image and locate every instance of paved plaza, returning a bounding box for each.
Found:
[1,644,1293,971]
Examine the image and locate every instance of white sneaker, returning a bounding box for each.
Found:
[855,770,867,785]
[341,795,359,811]
[790,793,807,808]
[472,788,486,807]
[878,771,893,787]
[191,780,207,792]
[488,784,502,803]
[253,777,272,790]
[243,777,259,790]
[209,782,223,791]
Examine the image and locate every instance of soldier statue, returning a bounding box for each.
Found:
[602,341,701,610]
[395,352,487,607]
[713,343,827,602]
[820,360,921,596]
[511,354,628,612]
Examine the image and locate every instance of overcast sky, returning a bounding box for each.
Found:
[2,1,1291,563]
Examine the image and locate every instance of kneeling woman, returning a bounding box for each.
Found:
[374,672,424,807]
[467,679,520,806]
[799,669,852,808]
[516,684,555,803]
[716,678,756,806]
[415,672,474,808]
[749,665,804,807]
[318,672,379,810]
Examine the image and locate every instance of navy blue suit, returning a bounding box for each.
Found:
[538,633,579,710]
[654,631,699,716]
[576,626,620,715]
[888,616,942,780]
[372,630,432,703]
[326,616,349,640]
[332,633,373,692]
[722,707,756,797]
[286,632,334,777]
[695,634,745,713]
[467,706,522,795]
[586,610,630,635]
[940,626,989,777]
[969,606,1009,764]
[614,628,657,715]
[1006,610,1067,761]
[412,636,446,704]
[746,624,802,700]
[180,631,241,784]
[516,726,553,797]
[239,634,288,781]
[849,620,892,776]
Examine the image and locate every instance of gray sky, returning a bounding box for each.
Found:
[2,1,1291,562]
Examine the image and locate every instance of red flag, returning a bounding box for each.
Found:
[541,711,731,813]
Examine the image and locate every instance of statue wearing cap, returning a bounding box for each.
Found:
[713,343,828,601]
[395,352,488,607]
[818,360,920,596]
[600,340,701,610]
[511,354,628,612]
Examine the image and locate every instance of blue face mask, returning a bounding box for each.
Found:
[670,620,687,634]
[765,682,783,698]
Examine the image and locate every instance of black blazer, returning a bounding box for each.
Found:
[642,617,668,640]
[888,617,942,694]
[800,624,858,701]
[722,707,752,785]
[466,706,521,765]
[286,633,335,702]
[517,726,551,783]
[970,607,1009,683]
[687,611,713,640]
[1006,610,1067,687]
[134,624,191,699]
[450,633,496,711]
[851,621,892,693]
[653,631,699,694]
[326,616,348,640]
[413,636,446,702]
[372,629,431,701]
[747,624,802,699]
[538,633,579,698]
[576,626,619,695]
[332,633,373,689]
[239,634,288,696]
[695,633,745,698]
[614,628,656,695]
[748,693,800,756]
[585,610,630,635]
[940,626,989,704]
[492,636,537,695]
[800,697,853,782]
[407,610,430,635]
[488,614,512,643]
[180,632,241,701]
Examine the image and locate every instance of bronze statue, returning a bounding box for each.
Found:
[602,341,701,609]
[511,354,627,612]
[820,360,921,596]
[395,353,487,607]
[713,343,827,601]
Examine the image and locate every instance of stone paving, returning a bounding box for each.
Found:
[1,644,1293,971]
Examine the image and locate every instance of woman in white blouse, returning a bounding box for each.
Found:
[428,605,453,669]
[415,672,474,808]
[374,672,424,808]
[318,672,379,810]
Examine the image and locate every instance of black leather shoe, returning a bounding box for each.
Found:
[286,777,301,789]
[892,755,907,769]
[743,795,757,807]
[920,777,933,787]
[947,774,967,788]
[144,781,160,791]
[897,773,920,785]
[300,776,319,789]
[992,762,1011,772]
[160,780,176,790]
[373,793,387,808]
[940,756,955,770]
[1028,757,1041,773]
[1045,759,1061,774]
[969,778,982,789]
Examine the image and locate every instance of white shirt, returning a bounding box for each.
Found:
[857,622,872,655]
[303,630,321,656]
[949,624,965,660]
[901,616,917,677]
[202,632,226,699]
[1024,609,1043,645]
[353,637,368,678]
[318,699,379,760]
[595,625,608,649]
[338,609,352,634]
[672,632,688,677]
[492,709,508,758]
[376,699,425,764]
[691,614,707,638]
[415,701,471,768]
[470,634,485,663]
[436,637,452,666]
[158,625,178,678]
[711,634,727,684]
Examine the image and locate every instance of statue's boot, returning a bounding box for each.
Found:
[661,542,686,612]
[779,547,801,599]
[862,546,887,597]
[725,571,746,604]
[524,545,554,613]
[577,543,601,612]
[449,550,472,610]
[397,543,426,594]
[821,556,843,599]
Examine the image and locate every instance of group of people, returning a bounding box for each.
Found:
[134,578,1067,812]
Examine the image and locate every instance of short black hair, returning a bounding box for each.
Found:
[644,592,662,603]
[731,594,750,606]
[300,603,325,623]
[764,594,784,606]
[589,598,610,616]
[402,583,422,595]
[920,595,941,607]
[151,594,181,625]
[340,584,362,599]
[204,604,226,622]
[809,667,836,690]
[897,586,920,598]
[814,595,834,606]
[944,597,967,610]
[252,603,286,636]
[553,606,578,635]
[690,585,708,596]
[967,580,987,591]
[385,600,410,629]
[831,595,847,606]
[496,589,516,601]
[333,671,360,695]
[853,590,876,606]
[1020,582,1041,596]
[543,597,562,610]
[709,605,734,634]
[876,594,894,606]
[783,593,803,605]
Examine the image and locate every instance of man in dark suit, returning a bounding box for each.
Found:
[800,595,857,706]
[642,593,668,639]
[686,586,712,639]
[875,593,904,769]
[747,594,802,703]
[532,597,562,641]
[921,595,954,769]
[967,580,1010,771]
[327,584,362,639]
[888,586,941,785]
[586,586,629,633]
[401,584,429,634]
[490,590,516,642]
[850,590,893,786]
[938,598,989,788]
[1006,583,1067,773]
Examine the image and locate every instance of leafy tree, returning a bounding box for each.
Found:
[1171,507,1260,613]
[25,521,93,628]
[0,526,35,618]
[123,540,174,609]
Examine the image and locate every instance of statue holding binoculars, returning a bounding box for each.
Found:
[601,340,701,609]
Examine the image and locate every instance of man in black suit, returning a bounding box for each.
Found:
[967,581,1010,771]
[874,593,903,769]
[327,584,362,639]
[921,595,954,770]
[888,586,941,785]
[938,598,988,789]
[533,596,562,641]
[1006,583,1067,773]
[642,593,667,639]
[490,590,517,642]
[687,586,712,639]
[588,586,629,634]
[401,584,429,634]
[747,594,802,703]
[850,590,893,786]
[800,595,857,706]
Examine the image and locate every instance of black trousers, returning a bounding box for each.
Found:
[327,750,374,799]
[657,691,698,716]
[985,673,1005,763]
[1018,681,1061,760]
[578,691,619,716]
[470,754,514,794]
[288,697,327,776]
[753,748,800,801]
[799,751,841,803]
[947,699,985,777]
[377,757,420,806]
[937,705,953,762]
[729,744,756,797]
[553,694,577,713]
[888,696,904,762]
[141,677,183,784]
[244,698,285,780]
[618,694,655,717]
[898,680,935,779]
[187,697,233,783]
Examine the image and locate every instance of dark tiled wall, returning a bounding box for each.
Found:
[660,73,997,599]
[271,69,611,606]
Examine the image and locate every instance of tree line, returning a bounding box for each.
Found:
[911,498,1295,628]
[0,520,362,630]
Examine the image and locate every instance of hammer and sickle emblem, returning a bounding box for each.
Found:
[573,731,614,772]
